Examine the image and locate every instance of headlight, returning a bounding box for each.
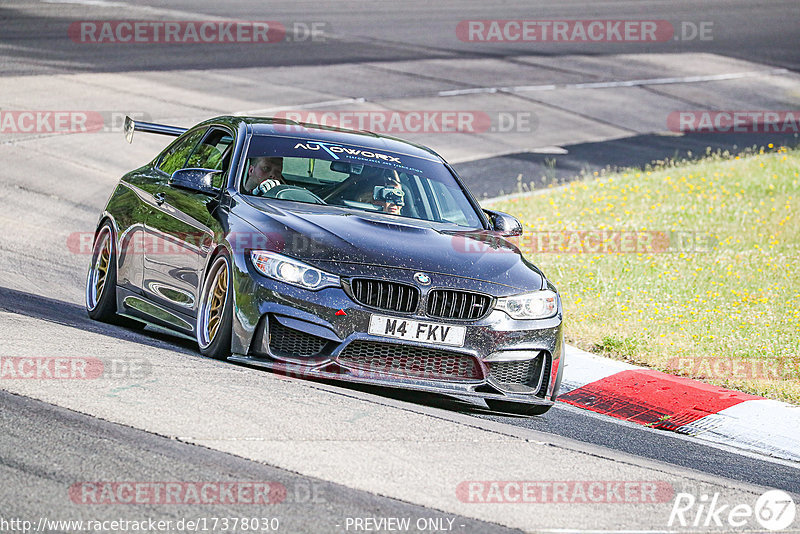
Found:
[495,290,558,320]
[250,251,340,290]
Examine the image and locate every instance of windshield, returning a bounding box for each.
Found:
[242,135,483,228]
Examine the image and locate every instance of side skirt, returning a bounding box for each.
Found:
[116,287,196,338]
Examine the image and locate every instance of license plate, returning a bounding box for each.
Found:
[368,315,466,347]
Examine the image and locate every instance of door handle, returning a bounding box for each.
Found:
[154,192,166,205]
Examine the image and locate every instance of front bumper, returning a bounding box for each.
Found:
[229,259,564,405]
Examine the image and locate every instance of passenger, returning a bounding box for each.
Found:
[359,167,404,215]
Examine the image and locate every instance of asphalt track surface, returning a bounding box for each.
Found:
[1,1,799,532]
[2,0,799,74]
[0,388,518,534]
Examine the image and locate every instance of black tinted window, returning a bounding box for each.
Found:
[157,128,205,175]
[186,128,234,171]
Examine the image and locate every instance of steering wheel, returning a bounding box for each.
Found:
[264,185,325,204]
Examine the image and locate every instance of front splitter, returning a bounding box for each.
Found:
[228,353,553,407]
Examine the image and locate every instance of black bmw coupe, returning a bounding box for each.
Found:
[86,115,564,414]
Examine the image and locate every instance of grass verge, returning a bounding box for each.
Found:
[488,145,800,403]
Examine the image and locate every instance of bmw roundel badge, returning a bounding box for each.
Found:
[414,272,431,285]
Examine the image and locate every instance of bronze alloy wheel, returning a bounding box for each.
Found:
[86,225,112,311]
[197,255,230,350]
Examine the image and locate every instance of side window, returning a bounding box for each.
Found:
[157,128,205,176]
[186,128,234,171]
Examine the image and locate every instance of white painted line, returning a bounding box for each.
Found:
[679,400,800,462]
[563,70,788,89]
[529,145,569,154]
[438,87,500,97]
[505,84,559,93]
[438,68,789,97]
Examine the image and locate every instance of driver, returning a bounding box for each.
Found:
[244,157,284,195]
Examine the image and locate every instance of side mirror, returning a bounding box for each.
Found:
[484,209,523,237]
[169,168,222,195]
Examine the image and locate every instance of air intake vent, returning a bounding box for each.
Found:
[269,317,329,357]
[487,352,551,395]
[427,289,492,320]
[488,359,541,387]
[337,341,481,381]
[349,279,419,314]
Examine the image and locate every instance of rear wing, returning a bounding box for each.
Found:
[124,115,187,143]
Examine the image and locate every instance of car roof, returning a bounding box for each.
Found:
[198,116,445,162]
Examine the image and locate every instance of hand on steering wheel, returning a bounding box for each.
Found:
[252,179,281,196]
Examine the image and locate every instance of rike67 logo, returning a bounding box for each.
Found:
[669,490,796,531]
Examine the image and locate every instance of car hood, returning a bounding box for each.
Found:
[242,199,546,291]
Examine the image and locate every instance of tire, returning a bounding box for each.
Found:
[196,253,233,360]
[86,222,118,322]
[485,399,551,416]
